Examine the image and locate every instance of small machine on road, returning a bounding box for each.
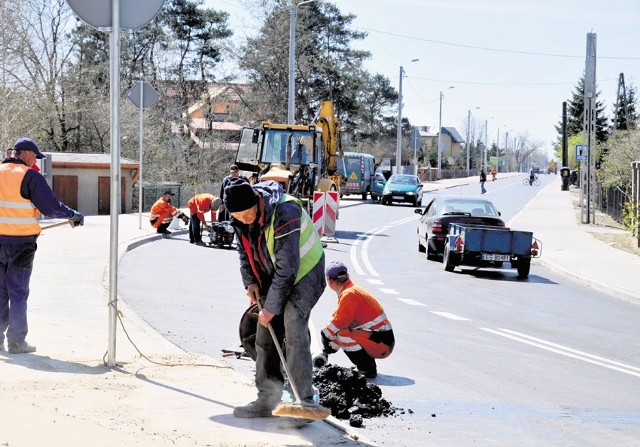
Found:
[443,223,541,278]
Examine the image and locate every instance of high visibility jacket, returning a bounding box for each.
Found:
[264,194,324,285]
[0,163,40,236]
[149,198,179,228]
[188,193,217,223]
[322,279,394,358]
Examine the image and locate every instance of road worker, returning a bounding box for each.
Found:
[321,261,394,378]
[149,191,188,234]
[187,193,222,245]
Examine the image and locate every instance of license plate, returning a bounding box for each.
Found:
[482,253,510,261]
[392,195,404,200]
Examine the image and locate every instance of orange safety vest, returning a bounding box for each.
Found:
[322,279,394,358]
[0,163,41,236]
[149,198,178,228]
[187,193,217,223]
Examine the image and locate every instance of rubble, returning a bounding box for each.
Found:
[312,364,402,426]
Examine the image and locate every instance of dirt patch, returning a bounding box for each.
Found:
[313,364,411,427]
[570,187,640,257]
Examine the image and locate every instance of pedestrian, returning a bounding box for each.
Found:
[149,191,188,234]
[218,164,249,222]
[490,166,497,181]
[225,177,326,418]
[320,261,394,378]
[0,137,84,354]
[187,193,222,245]
[480,169,487,194]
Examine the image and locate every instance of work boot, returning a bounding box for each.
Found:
[8,340,36,354]
[233,400,275,418]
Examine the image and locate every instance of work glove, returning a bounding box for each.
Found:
[70,210,84,227]
[179,213,189,225]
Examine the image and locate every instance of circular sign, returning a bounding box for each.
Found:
[66,0,165,31]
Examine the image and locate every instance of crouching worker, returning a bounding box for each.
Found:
[149,190,188,235]
[321,261,394,378]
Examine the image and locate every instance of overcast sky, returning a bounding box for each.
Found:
[207,0,640,156]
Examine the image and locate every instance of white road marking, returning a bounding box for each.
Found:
[430,311,470,321]
[379,288,400,295]
[397,298,427,306]
[350,237,365,275]
[480,327,640,378]
[366,278,384,285]
[360,228,385,277]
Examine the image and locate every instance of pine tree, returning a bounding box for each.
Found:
[555,75,609,144]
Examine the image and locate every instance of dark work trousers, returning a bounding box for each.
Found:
[254,300,313,408]
[189,214,202,243]
[0,241,37,344]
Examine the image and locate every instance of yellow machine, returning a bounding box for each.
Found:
[234,101,344,212]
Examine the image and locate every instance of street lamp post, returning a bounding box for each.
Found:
[396,59,418,174]
[496,126,503,173]
[465,107,479,176]
[288,0,317,124]
[437,86,454,179]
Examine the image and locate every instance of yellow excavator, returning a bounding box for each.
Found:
[233,100,344,213]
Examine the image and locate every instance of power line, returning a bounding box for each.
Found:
[357,27,640,61]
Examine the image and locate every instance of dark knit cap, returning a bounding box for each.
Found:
[224,178,258,213]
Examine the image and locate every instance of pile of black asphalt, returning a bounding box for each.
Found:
[312,364,405,427]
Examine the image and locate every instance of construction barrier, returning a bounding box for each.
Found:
[312,191,325,238]
[312,191,339,242]
[324,191,338,237]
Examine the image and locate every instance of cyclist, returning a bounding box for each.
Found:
[528,167,536,186]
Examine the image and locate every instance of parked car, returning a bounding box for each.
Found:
[370,173,387,201]
[415,195,506,259]
[381,174,423,206]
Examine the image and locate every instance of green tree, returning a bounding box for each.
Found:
[555,75,609,144]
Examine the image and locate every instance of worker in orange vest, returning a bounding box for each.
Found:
[149,191,188,235]
[320,261,394,378]
[187,193,222,245]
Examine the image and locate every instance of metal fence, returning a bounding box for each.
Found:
[594,181,628,224]
[595,165,640,248]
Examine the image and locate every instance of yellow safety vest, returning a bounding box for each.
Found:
[0,163,40,236]
[265,195,324,284]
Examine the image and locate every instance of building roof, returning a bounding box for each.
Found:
[44,152,139,169]
[442,127,465,143]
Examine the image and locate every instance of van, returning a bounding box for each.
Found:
[337,152,376,199]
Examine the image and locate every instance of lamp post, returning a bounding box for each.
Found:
[465,107,479,176]
[437,86,455,179]
[288,0,317,124]
[396,59,419,174]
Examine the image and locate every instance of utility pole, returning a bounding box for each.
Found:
[288,0,317,124]
[581,32,597,224]
[437,86,454,179]
[396,65,404,175]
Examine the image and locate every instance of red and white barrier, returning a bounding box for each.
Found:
[312,191,339,241]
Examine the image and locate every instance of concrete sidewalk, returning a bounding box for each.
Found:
[1,174,638,446]
[0,214,370,447]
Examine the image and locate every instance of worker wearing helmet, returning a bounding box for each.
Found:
[321,261,395,378]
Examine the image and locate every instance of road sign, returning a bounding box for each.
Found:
[127,81,160,110]
[575,144,588,161]
[66,0,165,30]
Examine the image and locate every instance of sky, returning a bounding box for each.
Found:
[206,0,640,157]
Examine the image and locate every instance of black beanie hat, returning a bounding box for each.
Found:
[224,178,258,213]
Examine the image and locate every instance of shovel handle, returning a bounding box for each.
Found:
[255,299,303,404]
[40,220,73,230]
